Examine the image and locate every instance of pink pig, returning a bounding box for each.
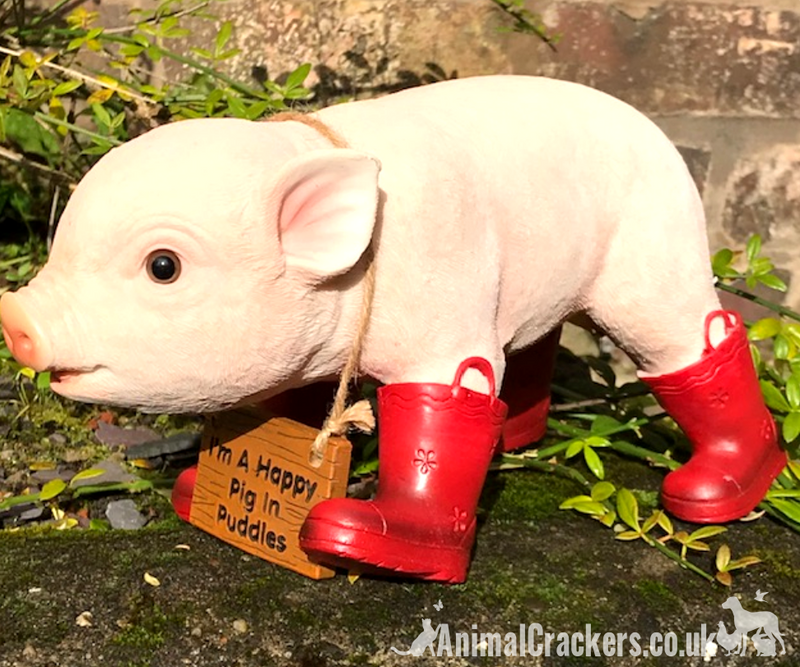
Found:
[0,76,786,583]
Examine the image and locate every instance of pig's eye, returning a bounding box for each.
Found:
[146,250,181,284]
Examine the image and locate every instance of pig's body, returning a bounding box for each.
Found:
[1,76,720,412]
[315,76,717,386]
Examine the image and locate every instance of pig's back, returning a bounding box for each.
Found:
[316,76,699,348]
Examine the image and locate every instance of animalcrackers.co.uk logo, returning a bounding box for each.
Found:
[390,592,786,659]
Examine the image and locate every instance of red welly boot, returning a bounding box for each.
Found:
[172,465,197,522]
[299,358,508,583]
[499,328,560,451]
[643,310,787,523]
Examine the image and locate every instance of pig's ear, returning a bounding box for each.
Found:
[270,149,381,281]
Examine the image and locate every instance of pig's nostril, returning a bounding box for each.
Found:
[13,332,34,358]
[0,293,53,371]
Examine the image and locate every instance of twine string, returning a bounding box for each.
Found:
[270,112,378,465]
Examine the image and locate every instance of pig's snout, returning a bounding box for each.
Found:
[0,292,54,371]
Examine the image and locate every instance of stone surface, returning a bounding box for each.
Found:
[125,432,201,461]
[518,4,800,118]
[105,499,147,530]
[70,459,138,488]
[722,143,800,243]
[2,470,800,666]
[94,422,160,448]
[676,145,712,196]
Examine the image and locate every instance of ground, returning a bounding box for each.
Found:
[2,464,799,667]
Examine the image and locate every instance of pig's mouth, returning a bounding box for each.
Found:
[49,366,101,385]
[50,369,83,383]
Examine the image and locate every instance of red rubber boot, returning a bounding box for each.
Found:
[499,328,560,451]
[643,310,787,523]
[171,466,197,522]
[299,358,508,583]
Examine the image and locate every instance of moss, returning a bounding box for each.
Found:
[485,470,584,524]
[633,579,682,617]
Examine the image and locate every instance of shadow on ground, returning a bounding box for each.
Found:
[2,463,799,667]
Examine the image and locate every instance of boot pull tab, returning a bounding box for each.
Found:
[703,310,741,352]
[452,357,497,398]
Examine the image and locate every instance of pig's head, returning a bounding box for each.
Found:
[0,118,381,413]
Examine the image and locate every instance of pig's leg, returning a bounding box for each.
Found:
[585,209,785,524]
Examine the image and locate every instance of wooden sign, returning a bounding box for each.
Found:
[189,406,352,579]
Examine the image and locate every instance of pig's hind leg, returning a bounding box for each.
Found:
[585,193,785,525]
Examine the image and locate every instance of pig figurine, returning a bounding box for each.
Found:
[1,76,786,583]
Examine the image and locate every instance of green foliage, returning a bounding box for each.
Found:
[492,234,800,587]
[490,0,561,49]
[0,0,312,239]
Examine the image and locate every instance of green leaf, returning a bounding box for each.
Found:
[559,494,594,510]
[758,273,788,292]
[787,376,800,410]
[590,415,621,435]
[770,498,800,524]
[72,479,153,498]
[12,64,29,97]
[766,489,800,498]
[89,519,110,531]
[568,500,607,516]
[750,256,773,276]
[656,511,673,535]
[761,380,791,412]
[600,510,616,527]
[784,413,800,443]
[52,80,83,96]
[36,371,50,391]
[226,96,247,119]
[119,44,145,58]
[215,21,233,53]
[69,468,106,485]
[565,440,583,459]
[716,544,731,572]
[616,488,639,531]
[615,530,642,541]
[591,481,615,502]
[583,446,604,479]
[352,459,379,476]
[91,102,112,128]
[285,62,312,90]
[641,511,660,534]
[746,234,762,263]
[191,47,214,60]
[4,109,60,160]
[712,248,734,275]
[584,435,611,448]
[40,478,67,501]
[748,317,781,342]
[726,556,762,571]
[146,45,164,62]
[775,333,794,360]
[688,525,727,542]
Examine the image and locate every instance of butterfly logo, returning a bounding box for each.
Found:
[434,600,443,611]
